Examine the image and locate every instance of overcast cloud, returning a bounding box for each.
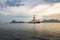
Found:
[0,0,60,23]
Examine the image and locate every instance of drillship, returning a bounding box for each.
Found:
[28,15,40,23]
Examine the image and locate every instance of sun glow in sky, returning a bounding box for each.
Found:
[0,0,60,23]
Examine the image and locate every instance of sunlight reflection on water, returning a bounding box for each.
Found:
[0,23,60,40]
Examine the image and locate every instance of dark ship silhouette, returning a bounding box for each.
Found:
[27,15,40,23]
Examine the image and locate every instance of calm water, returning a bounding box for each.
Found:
[0,23,60,40]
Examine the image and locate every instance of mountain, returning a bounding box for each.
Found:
[41,13,60,23]
[41,19,60,23]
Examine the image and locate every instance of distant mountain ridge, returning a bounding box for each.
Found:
[10,20,25,23]
[41,19,60,23]
[41,13,60,23]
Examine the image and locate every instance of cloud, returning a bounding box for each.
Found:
[44,0,60,3]
[27,3,60,19]
[0,0,60,9]
[0,0,60,23]
[5,0,24,7]
[0,0,60,8]
[44,13,60,20]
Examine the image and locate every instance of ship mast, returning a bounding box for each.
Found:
[33,15,35,21]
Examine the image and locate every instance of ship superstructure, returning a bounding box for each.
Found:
[28,15,40,23]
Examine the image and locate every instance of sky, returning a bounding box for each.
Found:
[0,0,60,23]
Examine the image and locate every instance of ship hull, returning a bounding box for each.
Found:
[27,22,40,24]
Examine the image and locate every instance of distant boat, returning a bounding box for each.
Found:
[10,20,25,23]
[27,15,40,23]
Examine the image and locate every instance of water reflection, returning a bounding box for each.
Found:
[0,23,60,40]
[27,23,60,40]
